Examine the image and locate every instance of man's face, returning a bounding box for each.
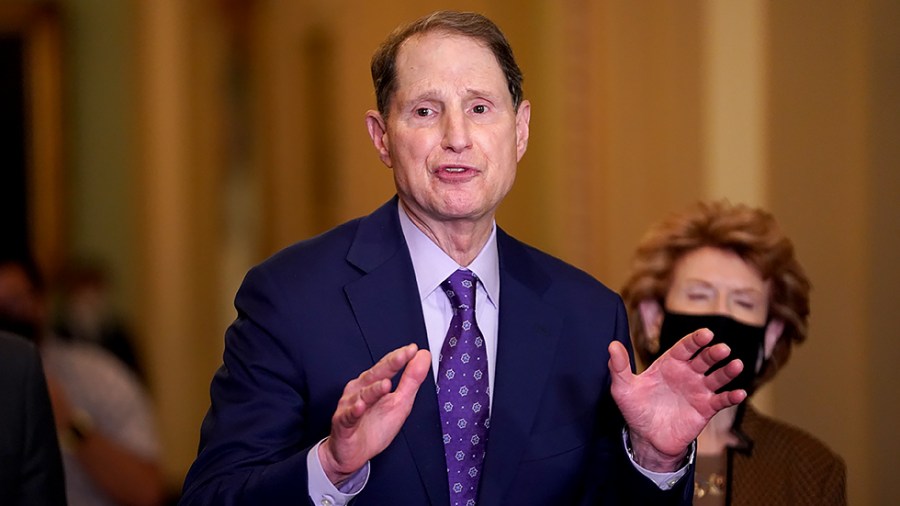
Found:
[367,31,530,228]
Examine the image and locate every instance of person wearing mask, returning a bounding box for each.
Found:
[54,260,145,381]
[621,200,846,505]
[0,253,166,506]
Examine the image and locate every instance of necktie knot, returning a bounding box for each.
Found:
[443,269,477,313]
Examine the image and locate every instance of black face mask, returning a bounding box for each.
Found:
[656,310,766,395]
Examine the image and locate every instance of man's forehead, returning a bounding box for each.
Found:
[396,30,494,68]
[392,32,505,94]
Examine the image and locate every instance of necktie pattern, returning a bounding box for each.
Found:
[437,269,490,506]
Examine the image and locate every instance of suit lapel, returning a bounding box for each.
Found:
[343,207,564,505]
[344,198,449,506]
[478,230,564,505]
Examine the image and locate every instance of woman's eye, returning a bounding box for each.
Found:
[473,104,487,114]
[735,300,756,310]
[416,108,433,117]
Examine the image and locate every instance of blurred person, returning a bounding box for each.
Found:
[0,253,166,506]
[54,259,145,381]
[621,200,847,505]
[181,11,750,505]
[0,330,67,505]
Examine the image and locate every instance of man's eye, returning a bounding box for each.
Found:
[473,104,487,114]
[415,108,432,117]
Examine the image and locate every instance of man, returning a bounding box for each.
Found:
[0,254,166,506]
[0,331,67,505]
[181,11,744,505]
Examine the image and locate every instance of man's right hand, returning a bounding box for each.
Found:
[319,343,431,486]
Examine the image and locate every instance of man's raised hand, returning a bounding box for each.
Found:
[319,343,431,485]
[608,329,747,471]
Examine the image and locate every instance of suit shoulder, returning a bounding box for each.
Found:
[238,217,370,296]
[0,332,41,381]
[508,236,619,302]
[261,217,363,271]
[0,331,38,356]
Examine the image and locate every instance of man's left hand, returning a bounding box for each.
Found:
[608,328,747,472]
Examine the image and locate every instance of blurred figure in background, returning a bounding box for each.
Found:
[54,259,145,382]
[0,252,165,506]
[0,330,67,505]
[621,200,846,505]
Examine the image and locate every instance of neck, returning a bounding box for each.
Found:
[697,405,740,456]
[401,201,493,266]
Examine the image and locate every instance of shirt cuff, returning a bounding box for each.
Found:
[307,438,370,505]
[621,428,695,490]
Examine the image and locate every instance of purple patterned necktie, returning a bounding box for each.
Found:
[437,269,491,506]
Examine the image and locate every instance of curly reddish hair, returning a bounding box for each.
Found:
[620,201,811,385]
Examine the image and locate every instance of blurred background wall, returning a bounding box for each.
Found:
[5,0,897,503]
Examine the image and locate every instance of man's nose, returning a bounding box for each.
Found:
[441,109,472,152]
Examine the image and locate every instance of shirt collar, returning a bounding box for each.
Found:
[398,204,500,309]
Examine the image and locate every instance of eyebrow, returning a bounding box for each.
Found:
[400,87,501,107]
[681,279,765,296]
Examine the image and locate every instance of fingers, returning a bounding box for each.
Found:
[336,378,391,429]
[358,343,419,388]
[666,328,714,361]
[607,341,633,387]
[704,356,744,391]
[667,330,741,380]
[357,378,392,407]
[395,349,432,398]
[708,387,748,412]
[335,343,426,428]
[689,342,732,374]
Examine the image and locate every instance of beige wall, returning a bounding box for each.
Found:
[867,1,900,500]
[59,0,137,319]
[766,1,899,505]
[52,0,898,503]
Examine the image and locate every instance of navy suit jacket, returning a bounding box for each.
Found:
[181,198,691,505]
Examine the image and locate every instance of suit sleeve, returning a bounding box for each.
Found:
[180,266,318,506]
[591,299,694,506]
[7,336,67,505]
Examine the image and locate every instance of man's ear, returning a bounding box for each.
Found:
[365,110,393,168]
[515,100,531,162]
[638,299,664,340]
[763,318,785,359]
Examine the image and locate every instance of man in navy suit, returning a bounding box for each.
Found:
[181,11,746,505]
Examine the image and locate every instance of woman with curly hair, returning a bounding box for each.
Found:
[621,200,846,506]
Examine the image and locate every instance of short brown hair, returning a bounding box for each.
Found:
[620,201,811,385]
[370,10,524,117]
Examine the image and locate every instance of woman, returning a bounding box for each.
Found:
[620,200,846,506]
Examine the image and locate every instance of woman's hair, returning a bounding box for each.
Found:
[620,200,811,384]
